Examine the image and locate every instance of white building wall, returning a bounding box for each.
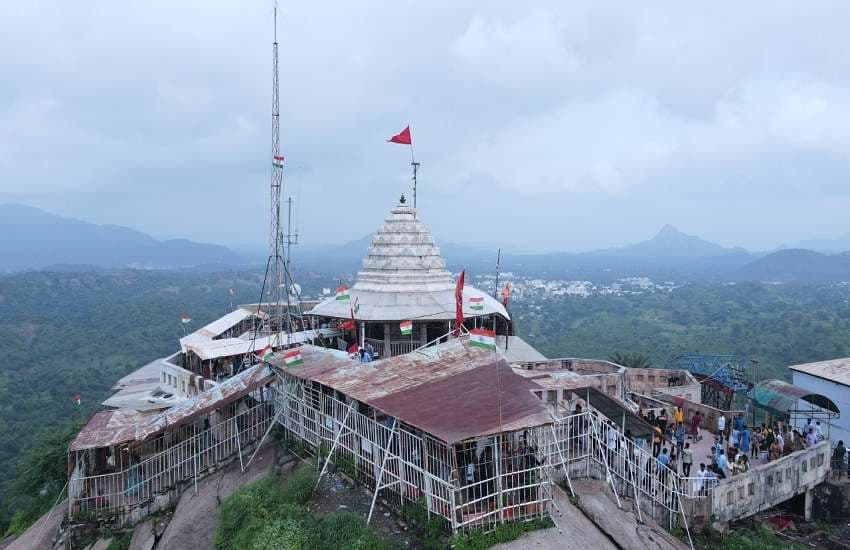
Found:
[160,361,198,399]
[791,371,850,444]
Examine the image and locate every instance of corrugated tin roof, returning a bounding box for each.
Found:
[183,328,338,361]
[789,357,850,387]
[69,409,157,452]
[495,336,547,364]
[279,341,552,443]
[71,364,274,451]
[750,378,840,416]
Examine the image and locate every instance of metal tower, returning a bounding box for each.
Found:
[250,2,304,359]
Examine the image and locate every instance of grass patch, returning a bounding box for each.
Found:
[688,526,806,550]
[214,464,393,550]
[449,518,554,550]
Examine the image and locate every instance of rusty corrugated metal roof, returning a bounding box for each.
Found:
[70,364,274,451]
[279,341,552,443]
[69,409,157,451]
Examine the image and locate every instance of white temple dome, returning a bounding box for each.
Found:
[307,198,509,322]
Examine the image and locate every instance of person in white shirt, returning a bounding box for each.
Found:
[717,414,726,445]
[815,421,824,440]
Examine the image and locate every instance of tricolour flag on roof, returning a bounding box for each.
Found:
[400,320,412,335]
[257,345,275,363]
[284,348,303,367]
[469,328,496,351]
[335,285,350,301]
[273,155,285,167]
[469,296,484,311]
[180,314,191,325]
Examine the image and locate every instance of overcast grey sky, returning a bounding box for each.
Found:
[2,1,850,252]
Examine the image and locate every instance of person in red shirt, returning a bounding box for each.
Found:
[690,411,703,442]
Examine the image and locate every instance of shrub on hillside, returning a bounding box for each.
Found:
[313,512,393,550]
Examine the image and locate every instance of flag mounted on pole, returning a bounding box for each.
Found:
[454,270,465,336]
[257,345,275,363]
[73,393,81,406]
[273,155,285,167]
[335,285,350,301]
[400,320,412,335]
[469,296,484,311]
[469,328,496,351]
[387,125,419,210]
[387,125,412,145]
[180,313,191,325]
[501,283,512,308]
[283,348,303,367]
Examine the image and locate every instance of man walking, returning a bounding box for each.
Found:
[717,414,726,445]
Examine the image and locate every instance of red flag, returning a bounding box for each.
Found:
[454,270,465,336]
[388,126,412,145]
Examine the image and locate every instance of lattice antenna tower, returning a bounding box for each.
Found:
[266,1,286,347]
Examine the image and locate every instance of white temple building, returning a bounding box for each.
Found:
[308,196,510,357]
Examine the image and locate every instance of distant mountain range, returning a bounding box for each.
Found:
[4,203,850,282]
[0,203,244,272]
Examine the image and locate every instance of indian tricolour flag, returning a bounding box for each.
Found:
[284,348,303,367]
[257,345,275,363]
[180,313,191,325]
[469,296,484,311]
[273,155,285,167]
[469,328,496,350]
[335,285,350,301]
[400,320,412,335]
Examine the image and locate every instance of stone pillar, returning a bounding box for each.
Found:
[383,322,391,357]
[420,323,428,347]
[804,488,813,521]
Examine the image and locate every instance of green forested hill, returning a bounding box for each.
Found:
[514,282,850,379]
[0,269,272,531]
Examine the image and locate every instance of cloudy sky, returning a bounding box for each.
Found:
[2,1,850,252]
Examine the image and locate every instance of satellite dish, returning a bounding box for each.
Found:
[289,283,301,296]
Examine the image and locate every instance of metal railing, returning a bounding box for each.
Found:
[68,399,274,521]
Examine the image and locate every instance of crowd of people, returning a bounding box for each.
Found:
[639,406,846,486]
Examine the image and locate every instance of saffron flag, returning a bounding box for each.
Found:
[257,345,275,363]
[284,348,303,367]
[73,393,81,406]
[388,126,412,145]
[469,296,484,311]
[469,328,496,350]
[180,313,191,325]
[501,283,512,307]
[335,285,350,301]
[454,270,465,335]
[400,320,412,335]
[273,155,285,167]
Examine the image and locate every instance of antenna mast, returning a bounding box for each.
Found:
[268,0,286,347]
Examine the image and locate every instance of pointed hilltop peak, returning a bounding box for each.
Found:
[655,224,686,238]
[645,224,703,248]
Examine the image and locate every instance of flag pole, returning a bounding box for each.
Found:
[408,125,418,213]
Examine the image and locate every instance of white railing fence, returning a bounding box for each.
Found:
[69,398,274,521]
